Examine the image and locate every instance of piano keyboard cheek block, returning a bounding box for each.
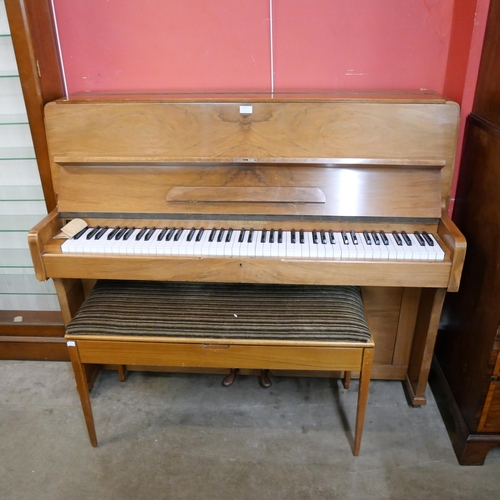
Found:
[65,281,375,453]
[30,95,466,445]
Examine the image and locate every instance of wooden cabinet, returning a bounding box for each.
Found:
[435,0,500,465]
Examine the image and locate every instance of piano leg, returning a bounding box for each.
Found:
[406,287,446,405]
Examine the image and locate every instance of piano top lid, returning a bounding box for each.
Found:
[44,94,460,219]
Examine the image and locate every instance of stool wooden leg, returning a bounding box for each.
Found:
[343,371,351,389]
[353,347,374,456]
[117,365,127,382]
[67,343,98,447]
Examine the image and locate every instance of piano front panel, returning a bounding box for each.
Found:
[55,164,443,219]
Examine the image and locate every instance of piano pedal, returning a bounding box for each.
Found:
[222,368,238,387]
[258,369,272,389]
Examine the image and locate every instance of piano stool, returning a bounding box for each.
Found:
[65,281,374,455]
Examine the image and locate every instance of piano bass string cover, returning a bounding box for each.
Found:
[28,93,466,405]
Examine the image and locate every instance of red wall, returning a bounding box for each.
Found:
[54,0,455,95]
[51,0,491,209]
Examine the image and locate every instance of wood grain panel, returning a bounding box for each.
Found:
[44,99,459,207]
[41,254,452,288]
[56,164,442,219]
[361,287,403,365]
[76,340,365,371]
[479,381,500,432]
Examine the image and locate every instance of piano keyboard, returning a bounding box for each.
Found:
[61,226,446,261]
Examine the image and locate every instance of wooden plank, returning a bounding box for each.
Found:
[0,340,68,361]
[42,254,452,288]
[76,340,365,371]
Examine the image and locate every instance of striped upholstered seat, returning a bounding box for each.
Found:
[66,281,371,343]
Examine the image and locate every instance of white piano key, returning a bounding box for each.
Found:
[362,232,375,260]
[223,229,236,257]
[299,231,310,259]
[308,231,318,259]
[122,229,141,254]
[285,231,299,258]
[91,228,113,253]
[406,234,425,260]
[277,230,286,258]
[350,232,365,259]
[254,231,264,257]
[316,232,326,259]
[428,234,446,261]
[171,229,189,256]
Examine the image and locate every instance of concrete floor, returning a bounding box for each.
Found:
[0,361,499,500]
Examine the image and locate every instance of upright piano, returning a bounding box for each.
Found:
[28,92,466,405]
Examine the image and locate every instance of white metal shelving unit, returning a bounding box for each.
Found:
[0,0,59,311]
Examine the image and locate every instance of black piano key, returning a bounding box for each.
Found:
[312,230,318,244]
[379,230,389,245]
[187,228,196,242]
[414,231,425,246]
[195,228,205,242]
[261,229,267,243]
[115,226,128,240]
[422,231,434,246]
[291,229,296,244]
[209,228,217,242]
[123,227,136,241]
[350,230,358,245]
[135,226,148,240]
[341,230,349,245]
[145,227,156,241]
[371,230,380,245]
[247,229,254,243]
[299,230,305,244]
[166,228,176,241]
[157,227,169,241]
[106,226,120,240]
[217,229,225,243]
[74,226,90,240]
[174,228,184,241]
[320,230,327,244]
[269,229,275,244]
[401,231,412,246]
[86,226,101,239]
[329,230,335,244]
[278,229,283,244]
[95,226,109,240]
[363,230,372,245]
[238,229,246,243]
[392,231,402,246]
[225,228,233,243]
